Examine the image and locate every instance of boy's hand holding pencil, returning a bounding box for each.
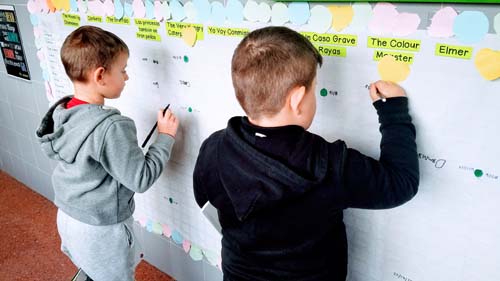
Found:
[141,105,179,148]
[157,108,178,138]
[369,80,406,102]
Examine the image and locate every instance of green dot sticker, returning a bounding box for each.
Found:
[169,197,174,204]
[188,107,192,112]
[183,56,189,63]
[474,169,483,178]
[320,88,328,97]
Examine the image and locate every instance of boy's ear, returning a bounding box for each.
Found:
[92,67,106,85]
[289,85,306,114]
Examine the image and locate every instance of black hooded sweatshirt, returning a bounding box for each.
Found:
[193,97,419,281]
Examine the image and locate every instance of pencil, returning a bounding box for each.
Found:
[141,104,170,148]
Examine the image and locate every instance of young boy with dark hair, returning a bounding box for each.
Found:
[36,25,179,281]
[193,26,419,281]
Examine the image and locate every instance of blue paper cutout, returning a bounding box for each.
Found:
[145,0,154,19]
[225,0,243,24]
[288,2,310,25]
[114,0,124,19]
[70,0,78,12]
[146,220,153,232]
[171,230,184,244]
[211,2,225,25]
[193,0,210,23]
[170,0,186,22]
[453,11,489,44]
[30,14,39,26]
[123,1,133,17]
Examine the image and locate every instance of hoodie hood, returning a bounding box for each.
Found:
[217,117,328,221]
[36,96,120,163]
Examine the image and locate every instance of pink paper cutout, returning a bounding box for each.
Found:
[45,82,53,101]
[133,0,146,18]
[369,2,420,36]
[154,1,163,21]
[27,0,39,13]
[88,0,105,16]
[427,7,457,38]
[369,3,398,34]
[77,0,87,13]
[37,50,45,61]
[33,27,42,38]
[217,257,222,271]
[182,240,191,253]
[393,13,421,36]
[137,217,147,227]
[103,0,114,16]
[161,224,172,237]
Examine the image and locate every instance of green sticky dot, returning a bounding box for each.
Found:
[474,169,483,178]
[183,55,189,63]
[320,88,328,97]
[169,197,174,204]
[188,107,192,112]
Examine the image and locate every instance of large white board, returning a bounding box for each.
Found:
[30,1,500,280]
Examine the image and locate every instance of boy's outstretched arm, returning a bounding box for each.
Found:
[341,81,419,209]
[98,110,178,193]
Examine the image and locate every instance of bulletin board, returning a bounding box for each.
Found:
[0,4,30,80]
[28,1,500,280]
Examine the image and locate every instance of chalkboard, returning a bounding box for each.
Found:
[0,5,30,80]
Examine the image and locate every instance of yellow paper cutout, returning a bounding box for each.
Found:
[474,48,500,81]
[377,55,410,82]
[52,0,70,11]
[182,26,197,47]
[328,5,354,32]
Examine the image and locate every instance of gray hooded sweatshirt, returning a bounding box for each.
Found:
[36,96,174,225]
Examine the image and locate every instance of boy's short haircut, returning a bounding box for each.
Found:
[60,25,129,82]
[231,26,322,119]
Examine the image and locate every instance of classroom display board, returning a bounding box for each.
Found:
[0,5,30,80]
[28,1,500,280]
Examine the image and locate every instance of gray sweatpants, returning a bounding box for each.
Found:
[57,209,142,281]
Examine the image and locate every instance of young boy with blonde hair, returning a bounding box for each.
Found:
[36,25,178,281]
[193,26,419,281]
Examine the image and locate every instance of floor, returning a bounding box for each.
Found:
[0,170,174,281]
